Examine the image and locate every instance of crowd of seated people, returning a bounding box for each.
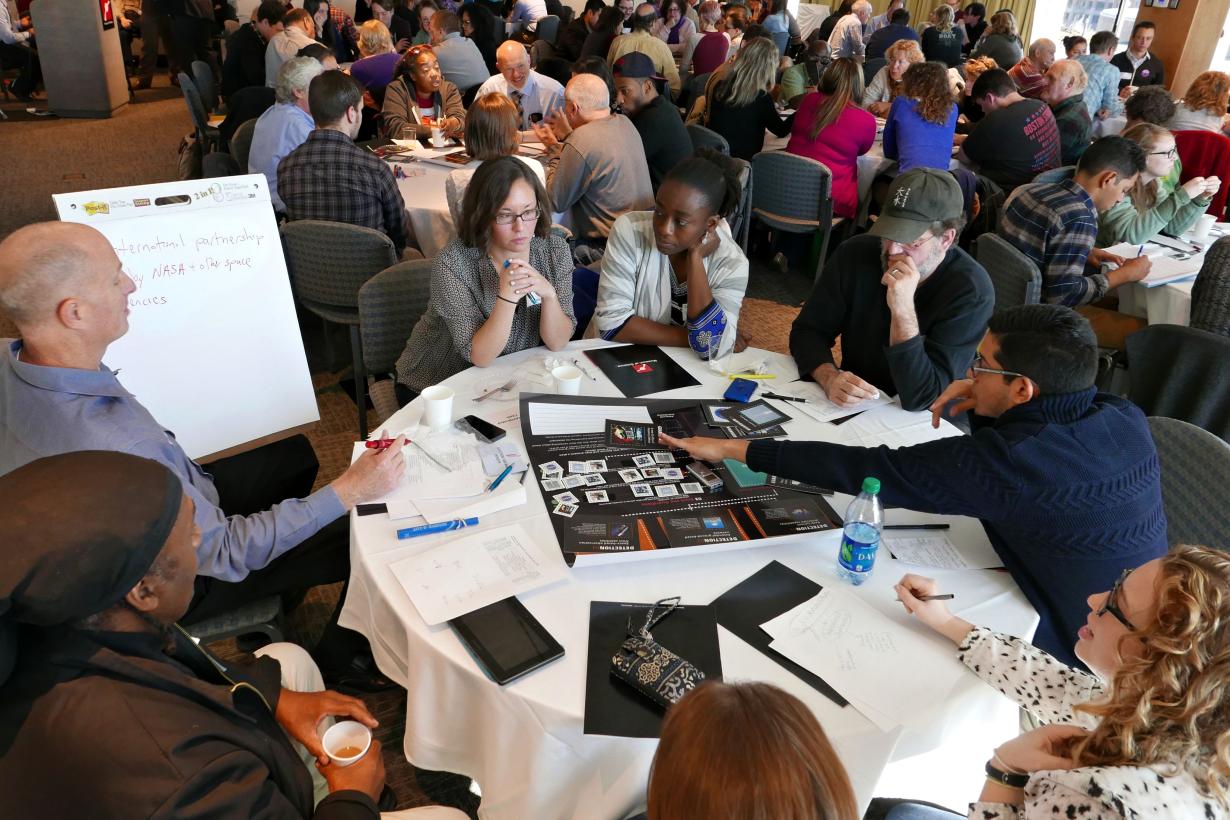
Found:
[8,4,1230,819]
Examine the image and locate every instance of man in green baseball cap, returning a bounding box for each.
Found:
[790,168,995,412]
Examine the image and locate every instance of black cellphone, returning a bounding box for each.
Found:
[529,112,544,124]
[456,414,506,443]
[449,596,564,685]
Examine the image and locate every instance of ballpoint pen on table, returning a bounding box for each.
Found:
[727,373,775,380]
[486,465,513,493]
[571,358,597,380]
[397,517,479,539]
[883,524,951,530]
[763,392,807,403]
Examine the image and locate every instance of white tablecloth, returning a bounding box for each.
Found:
[1115,224,1222,326]
[340,341,1038,820]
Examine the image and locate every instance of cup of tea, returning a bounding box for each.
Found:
[552,365,582,395]
[322,720,372,767]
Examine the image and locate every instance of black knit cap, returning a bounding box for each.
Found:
[0,451,183,686]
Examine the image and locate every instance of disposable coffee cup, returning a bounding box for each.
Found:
[552,365,582,395]
[1194,213,1217,241]
[421,385,455,430]
[431,126,444,148]
[322,720,372,768]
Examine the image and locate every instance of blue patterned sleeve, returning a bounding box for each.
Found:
[687,300,728,359]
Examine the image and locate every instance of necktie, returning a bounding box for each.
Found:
[510,89,525,129]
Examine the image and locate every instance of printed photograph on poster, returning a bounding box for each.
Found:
[605,419,661,448]
[100,0,116,28]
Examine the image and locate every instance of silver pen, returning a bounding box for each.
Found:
[572,357,597,380]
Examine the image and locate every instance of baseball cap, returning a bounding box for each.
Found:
[612,51,664,82]
[868,168,964,244]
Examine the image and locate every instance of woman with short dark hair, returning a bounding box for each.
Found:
[460,1,500,72]
[395,158,575,396]
[381,44,466,137]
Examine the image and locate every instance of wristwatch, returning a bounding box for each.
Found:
[985,760,1030,789]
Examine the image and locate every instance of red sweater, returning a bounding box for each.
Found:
[785,93,877,220]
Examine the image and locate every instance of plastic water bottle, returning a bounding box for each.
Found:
[836,477,883,586]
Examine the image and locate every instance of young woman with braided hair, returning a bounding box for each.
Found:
[590,149,749,359]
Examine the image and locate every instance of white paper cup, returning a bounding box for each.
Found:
[322,720,372,767]
[552,365,582,395]
[1194,213,1217,241]
[421,385,455,429]
[431,127,444,148]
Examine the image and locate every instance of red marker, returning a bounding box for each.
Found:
[365,438,409,450]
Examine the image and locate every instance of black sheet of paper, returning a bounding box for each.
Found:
[583,601,723,737]
[711,561,848,707]
[584,344,701,398]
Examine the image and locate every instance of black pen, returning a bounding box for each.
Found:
[764,392,807,403]
[895,593,955,602]
[883,524,951,530]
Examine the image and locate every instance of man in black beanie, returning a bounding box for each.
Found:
[0,452,464,818]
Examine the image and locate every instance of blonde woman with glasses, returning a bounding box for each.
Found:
[1095,122,1219,246]
[891,545,1230,819]
[703,37,793,160]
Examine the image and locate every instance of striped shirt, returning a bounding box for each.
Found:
[998,179,1105,306]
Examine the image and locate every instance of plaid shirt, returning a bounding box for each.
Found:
[329,6,360,58]
[278,129,408,254]
[999,179,1105,307]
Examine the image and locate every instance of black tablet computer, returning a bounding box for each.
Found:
[449,597,564,685]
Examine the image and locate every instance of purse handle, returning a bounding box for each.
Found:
[628,596,682,638]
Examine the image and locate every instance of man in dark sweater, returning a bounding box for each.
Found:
[1111,20,1164,93]
[557,0,604,61]
[223,2,287,100]
[612,51,690,191]
[865,8,918,61]
[664,305,1168,668]
[790,168,994,413]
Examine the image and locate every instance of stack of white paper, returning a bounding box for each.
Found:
[389,523,567,625]
[1100,241,1200,287]
[762,588,966,731]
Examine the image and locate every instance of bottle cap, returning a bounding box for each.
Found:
[861,477,880,495]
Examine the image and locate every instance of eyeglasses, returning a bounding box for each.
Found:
[899,232,936,251]
[1148,147,1179,159]
[494,207,540,225]
[969,352,1024,379]
[1096,568,1137,631]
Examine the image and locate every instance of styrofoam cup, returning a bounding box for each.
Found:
[421,385,455,430]
[322,720,372,767]
[552,365,582,395]
[1194,213,1217,241]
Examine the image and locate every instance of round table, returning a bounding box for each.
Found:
[392,145,555,258]
[340,340,1038,820]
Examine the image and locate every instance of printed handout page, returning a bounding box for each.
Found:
[885,535,986,571]
[389,523,568,625]
[527,402,653,436]
[767,381,892,424]
[762,588,967,732]
[350,435,489,504]
[1100,241,1200,286]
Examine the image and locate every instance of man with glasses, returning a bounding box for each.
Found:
[663,303,1167,668]
[790,168,994,413]
[998,136,1151,313]
[475,41,565,134]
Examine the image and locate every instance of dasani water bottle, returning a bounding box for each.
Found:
[836,477,883,585]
